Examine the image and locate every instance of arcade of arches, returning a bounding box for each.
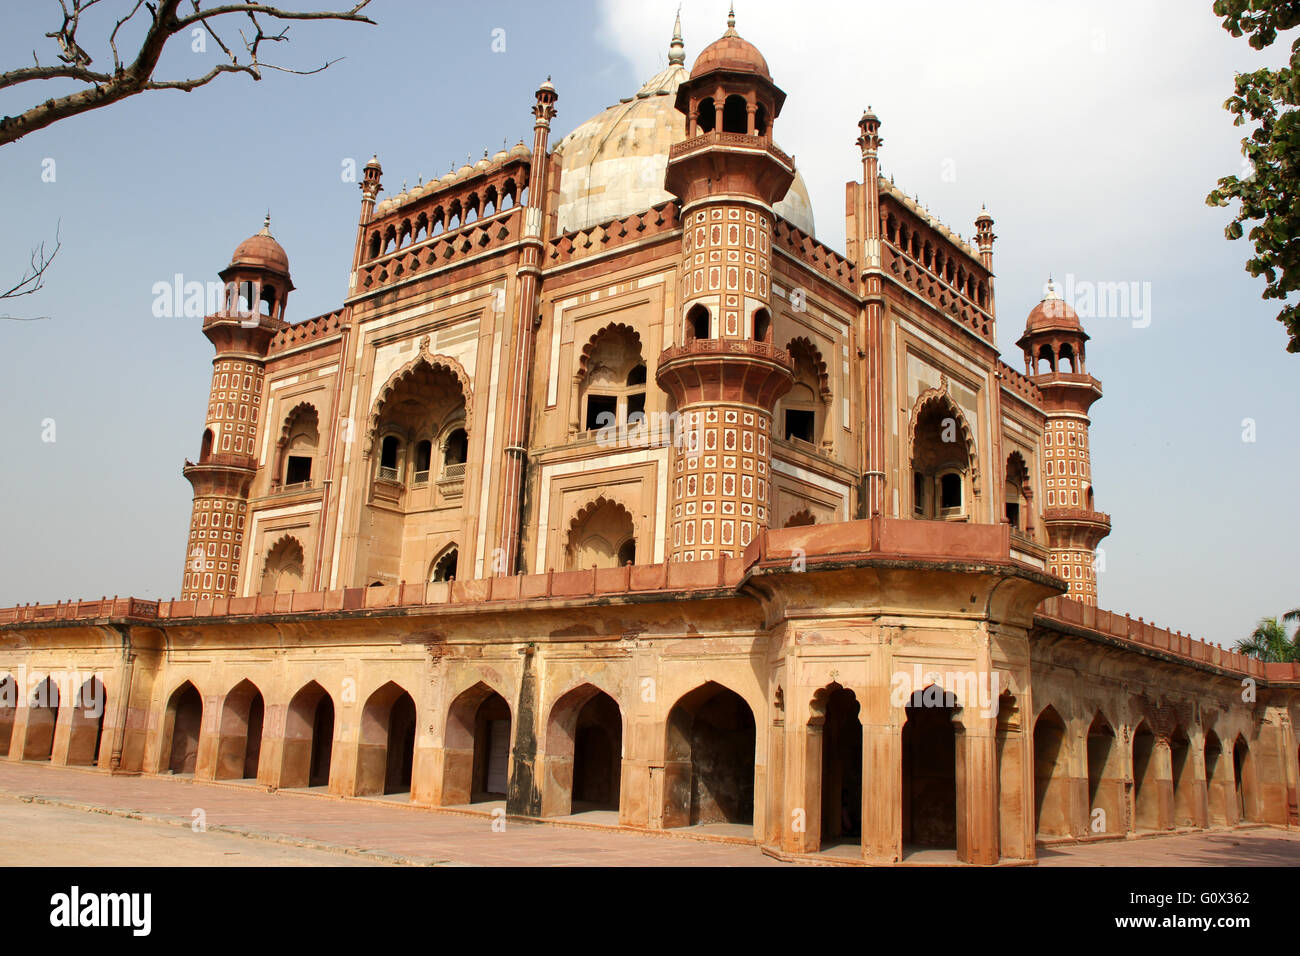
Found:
[2,561,1298,867]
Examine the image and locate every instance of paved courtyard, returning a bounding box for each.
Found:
[1,761,1296,867]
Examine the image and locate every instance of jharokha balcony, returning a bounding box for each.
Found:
[669,130,794,167]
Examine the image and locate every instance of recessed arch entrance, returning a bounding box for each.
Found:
[1169,726,1196,827]
[541,683,623,817]
[24,677,60,761]
[1033,705,1071,838]
[1233,735,1257,823]
[216,679,265,780]
[1131,722,1160,831]
[66,676,107,768]
[442,682,512,806]
[1204,731,1227,826]
[281,681,335,789]
[902,686,957,851]
[1086,712,1122,835]
[357,682,417,796]
[0,675,16,757]
[812,684,861,847]
[664,682,756,829]
[163,682,203,775]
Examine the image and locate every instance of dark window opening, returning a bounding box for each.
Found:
[785,409,815,443]
[697,98,716,133]
[753,308,771,342]
[940,473,962,510]
[1006,502,1020,530]
[431,548,458,582]
[414,440,432,481]
[687,304,710,341]
[200,429,214,462]
[723,95,748,134]
[627,392,646,425]
[379,436,399,480]
[443,428,468,466]
[285,456,312,485]
[914,472,925,515]
[617,539,636,567]
[626,364,647,386]
[755,104,768,136]
[586,395,617,431]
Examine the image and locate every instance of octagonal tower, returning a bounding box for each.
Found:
[1017,281,1110,604]
[657,10,795,560]
[181,217,292,600]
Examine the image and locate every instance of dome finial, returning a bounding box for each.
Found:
[669,6,685,65]
[260,211,271,236]
[1045,275,1060,300]
[725,2,738,36]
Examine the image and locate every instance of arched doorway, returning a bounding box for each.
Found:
[664,682,756,829]
[216,680,264,780]
[1132,722,1159,831]
[815,685,861,846]
[902,686,957,851]
[1232,736,1256,823]
[66,677,107,768]
[1033,706,1070,838]
[1169,727,1196,827]
[1086,712,1122,835]
[0,675,17,757]
[282,681,335,789]
[357,682,417,797]
[442,682,512,805]
[542,684,623,817]
[1204,731,1227,827]
[24,677,60,761]
[164,682,203,774]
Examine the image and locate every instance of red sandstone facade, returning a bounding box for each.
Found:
[1,15,1296,864]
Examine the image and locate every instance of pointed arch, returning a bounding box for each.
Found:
[541,681,624,817]
[577,323,644,382]
[260,534,305,594]
[428,542,459,582]
[567,495,636,570]
[366,345,473,456]
[442,680,513,806]
[907,382,981,515]
[786,337,832,403]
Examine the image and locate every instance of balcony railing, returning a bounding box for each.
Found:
[377,465,399,482]
[659,338,792,366]
[439,462,467,482]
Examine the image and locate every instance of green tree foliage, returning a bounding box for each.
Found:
[1207,0,1300,353]
[1234,614,1300,661]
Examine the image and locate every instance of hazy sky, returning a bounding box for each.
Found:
[0,1,1295,647]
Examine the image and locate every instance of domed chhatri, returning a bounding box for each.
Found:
[690,5,771,80]
[229,214,290,276]
[1024,278,1084,335]
[552,15,813,236]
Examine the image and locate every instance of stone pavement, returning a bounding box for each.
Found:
[1,761,1296,866]
[0,761,778,866]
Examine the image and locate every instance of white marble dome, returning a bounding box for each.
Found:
[553,62,815,237]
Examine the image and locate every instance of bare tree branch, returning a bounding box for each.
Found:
[2,222,62,301]
[0,0,374,147]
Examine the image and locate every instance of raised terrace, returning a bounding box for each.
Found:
[3,518,1293,687]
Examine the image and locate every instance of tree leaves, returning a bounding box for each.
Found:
[1208,0,1300,352]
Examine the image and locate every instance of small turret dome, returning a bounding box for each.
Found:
[1024,279,1083,335]
[230,215,289,275]
[691,9,770,80]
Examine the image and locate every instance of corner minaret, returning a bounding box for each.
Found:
[1017,281,1110,605]
[181,218,291,600]
[495,77,558,574]
[658,10,795,560]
